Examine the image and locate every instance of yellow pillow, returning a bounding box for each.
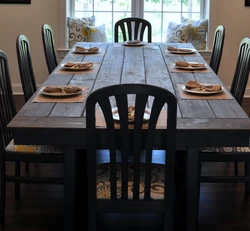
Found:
[181,17,208,50]
[84,24,107,42]
[67,16,96,48]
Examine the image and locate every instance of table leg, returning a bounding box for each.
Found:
[64,146,76,231]
[186,147,200,231]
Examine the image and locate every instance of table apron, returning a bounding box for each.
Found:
[11,130,250,147]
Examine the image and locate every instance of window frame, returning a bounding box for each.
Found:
[58,0,211,50]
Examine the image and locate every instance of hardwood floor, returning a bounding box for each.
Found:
[1,95,249,231]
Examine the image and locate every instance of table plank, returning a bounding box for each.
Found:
[7,42,250,231]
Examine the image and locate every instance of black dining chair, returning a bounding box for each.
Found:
[209,25,225,74]
[16,34,37,103]
[86,83,178,231]
[0,49,64,223]
[41,24,58,74]
[114,17,152,43]
[199,37,250,192]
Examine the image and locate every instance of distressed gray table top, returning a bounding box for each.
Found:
[7,42,250,147]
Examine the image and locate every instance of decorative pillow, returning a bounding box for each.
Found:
[181,17,208,50]
[166,21,189,44]
[85,24,108,42]
[67,16,96,48]
[166,18,208,50]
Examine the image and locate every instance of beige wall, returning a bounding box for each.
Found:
[209,0,250,95]
[0,0,250,96]
[0,0,60,93]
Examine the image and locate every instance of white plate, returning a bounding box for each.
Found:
[40,86,83,97]
[123,41,145,46]
[169,48,196,54]
[72,48,100,54]
[112,107,150,122]
[61,62,95,70]
[181,85,224,95]
[174,62,207,70]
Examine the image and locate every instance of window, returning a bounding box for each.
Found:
[59,0,210,49]
[69,0,207,42]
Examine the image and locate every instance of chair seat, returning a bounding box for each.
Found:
[97,163,165,200]
[6,139,63,154]
[200,147,250,153]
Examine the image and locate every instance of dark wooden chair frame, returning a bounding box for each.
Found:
[16,34,37,103]
[199,37,250,192]
[209,25,225,74]
[114,17,152,43]
[0,50,64,223]
[86,83,177,231]
[41,24,58,74]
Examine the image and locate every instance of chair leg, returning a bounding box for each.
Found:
[245,161,250,193]
[25,162,29,171]
[15,162,20,196]
[234,161,238,175]
[0,160,6,223]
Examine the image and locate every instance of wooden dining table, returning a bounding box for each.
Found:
[6,42,250,231]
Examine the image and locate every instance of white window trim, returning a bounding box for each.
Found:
[58,0,212,51]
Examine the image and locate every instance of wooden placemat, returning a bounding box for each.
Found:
[55,63,100,74]
[32,86,89,103]
[177,84,233,100]
[95,109,167,128]
[169,63,211,73]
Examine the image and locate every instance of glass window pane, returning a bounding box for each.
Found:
[163,0,181,11]
[113,0,131,12]
[182,0,201,12]
[144,12,162,42]
[144,0,163,11]
[75,1,93,12]
[94,12,113,41]
[73,0,204,43]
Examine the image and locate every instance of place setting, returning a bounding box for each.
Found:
[72,45,103,56]
[95,105,167,128]
[165,45,198,56]
[170,61,211,73]
[177,80,233,100]
[122,39,145,46]
[56,61,99,74]
[32,85,89,103]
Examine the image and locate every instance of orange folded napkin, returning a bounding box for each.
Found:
[175,61,189,67]
[175,61,206,68]
[63,62,94,68]
[126,39,141,44]
[62,86,82,93]
[43,86,62,93]
[178,48,193,52]
[184,80,222,92]
[75,46,87,52]
[75,46,99,52]
[167,46,178,51]
[89,46,99,51]
[42,86,83,94]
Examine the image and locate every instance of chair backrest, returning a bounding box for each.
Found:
[0,50,16,154]
[114,17,152,43]
[86,83,177,229]
[41,24,58,74]
[230,37,250,105]
[16,34,37,103]
[209,25,225,74]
